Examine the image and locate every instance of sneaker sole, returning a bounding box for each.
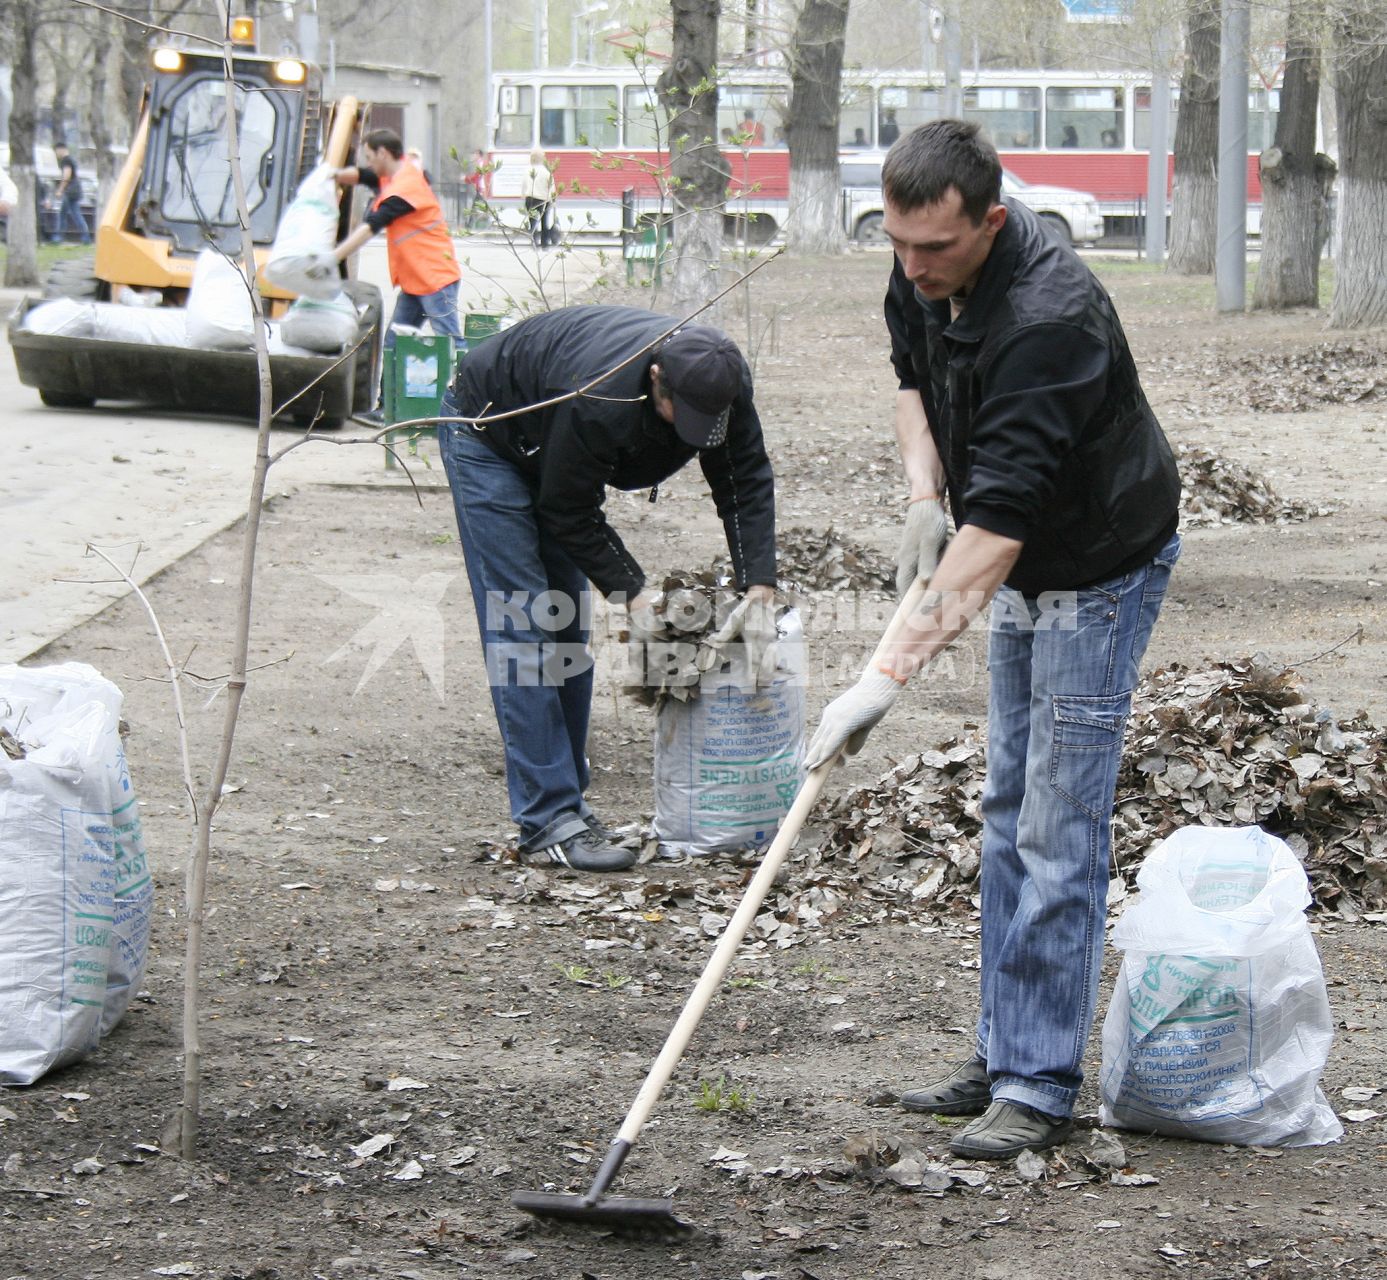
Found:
[899,1093,991,1116]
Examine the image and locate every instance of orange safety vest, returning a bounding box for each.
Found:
[374,161,460,296]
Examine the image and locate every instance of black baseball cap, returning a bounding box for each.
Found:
[656,326,743,448]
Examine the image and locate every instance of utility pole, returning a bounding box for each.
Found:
[1144,31,1172,264]
[1215,0,1249,312]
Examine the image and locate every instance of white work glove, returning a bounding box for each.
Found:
[803,669,904,770]
[896,496,949,598]
[702,592,780,686]
[301,249,339,283]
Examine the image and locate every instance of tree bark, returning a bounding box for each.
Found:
[785,0,850,254]
[1168,0,1219,275]
[5,0,42,288]
[657,0,729,313]
[1252,0,1329,310]
[1329,0,1387,328]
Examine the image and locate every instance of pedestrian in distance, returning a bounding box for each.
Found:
[804,119,1181,1161]
[437,306,779,873]
[520,147,558,249]
[316,127,462,422]
[50,143,91,244]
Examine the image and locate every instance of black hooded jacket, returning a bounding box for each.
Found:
[450,306,776,600]
[886,199,1180,593]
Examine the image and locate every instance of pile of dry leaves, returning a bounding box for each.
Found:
[813,657,1387,919]
[712,526,895,596]
[621,572,745,708]
[1231,343,1387,413]
[1176,443,1326,527]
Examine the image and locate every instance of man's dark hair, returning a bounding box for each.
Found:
[882,119,1002,224]
[364,128,404,159]
[53,142,69,154]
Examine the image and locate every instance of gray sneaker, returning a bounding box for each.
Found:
[526,828,636,873]
[948,1100,1073,1161]
[899,1055,992,1116]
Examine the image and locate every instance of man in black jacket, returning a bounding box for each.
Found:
[440,306,777,872]
[805,120,1181,1158]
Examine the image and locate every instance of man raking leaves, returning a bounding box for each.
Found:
[805,119,1182,1160]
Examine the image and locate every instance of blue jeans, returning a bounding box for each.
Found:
[976,533,1181,1118]
[438,402,598,851]
[385,280,462,349]
[54,191,90,242]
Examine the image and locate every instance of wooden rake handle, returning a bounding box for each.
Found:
[611,576,930,1147]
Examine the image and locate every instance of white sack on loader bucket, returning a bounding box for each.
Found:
[0,663,153,1085]
[281,291,358,353]
[265,162,344,300]
[186,248,256,350]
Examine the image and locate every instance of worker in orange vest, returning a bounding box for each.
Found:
[327,128,463,422]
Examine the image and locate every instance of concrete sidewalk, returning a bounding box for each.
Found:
[0,241,610,662]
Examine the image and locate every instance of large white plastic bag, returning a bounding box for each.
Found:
[186,248,255,350]
[280,291,357,353]
[0,663,154,1084]
[653,610,805,857]
[264,162,343,300]
[20,297,95,337]
[1099,825,1342,1147]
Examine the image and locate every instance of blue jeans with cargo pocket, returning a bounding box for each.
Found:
[975,533,1180,1118]
[438,401,599,853]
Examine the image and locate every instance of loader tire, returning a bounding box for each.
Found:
[44,256,106,302]
[342,279,384,418]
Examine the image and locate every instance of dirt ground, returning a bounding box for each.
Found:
[4,249,1387,1280]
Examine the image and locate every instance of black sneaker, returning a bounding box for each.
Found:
[948,1100,1073,1161]
[899,1055,992,1116]
[526,828,636,873]
[583,813,614,842]
[355,406,386,427]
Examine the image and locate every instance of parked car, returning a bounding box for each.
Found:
[842,153,1104,247]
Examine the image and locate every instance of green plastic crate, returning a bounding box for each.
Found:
[463,312,504,345]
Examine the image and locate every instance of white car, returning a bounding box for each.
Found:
[841,155,1104,247]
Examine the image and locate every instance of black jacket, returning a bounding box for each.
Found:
[886,199,1180,593]
[451,305,776,599]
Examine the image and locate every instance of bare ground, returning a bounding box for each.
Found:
[3,250,1387,1280]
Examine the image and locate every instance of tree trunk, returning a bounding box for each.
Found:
[657,0,729,313]
[1329,0,1387,328]
[1252,0,1328,310]
[5,0,42,288]
[1168,0,1219,275]
[785,0,849,254]
[89,15,120,215]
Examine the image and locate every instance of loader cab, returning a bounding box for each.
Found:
[137,48,323,256]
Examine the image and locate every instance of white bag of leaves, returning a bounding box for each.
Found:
[653,610,805,857]
[1099,824,1342,1147]
[20,297,95,337]
[0,663,153,1085]
[186,248,255,350]
[264,163,343,300]
[280,291,357,353]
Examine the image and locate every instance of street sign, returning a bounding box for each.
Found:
[1061,0,1129,22]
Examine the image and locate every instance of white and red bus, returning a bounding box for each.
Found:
[484,66,1279,241]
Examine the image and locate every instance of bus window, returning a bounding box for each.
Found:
[878,85,945,139]
[719,87,785,147]
[1248,88,1280,150]
[497,84,534,148]
[539,84,619,148]
[622,84,667,149]
[964,85,1040,149]
[840,83,874,148]
[1045,86,1124,148]
[1134,86,1180,149]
